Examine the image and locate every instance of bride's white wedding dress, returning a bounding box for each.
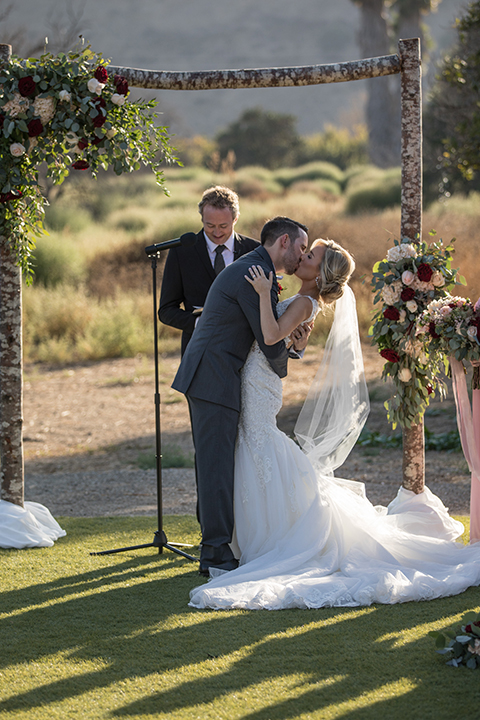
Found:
[189,292,480,610]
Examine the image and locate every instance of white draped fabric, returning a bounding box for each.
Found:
[0,499,66,549]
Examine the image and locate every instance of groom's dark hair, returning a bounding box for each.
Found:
[260,216,308,247]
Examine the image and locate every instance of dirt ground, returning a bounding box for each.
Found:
[23,343,472,518]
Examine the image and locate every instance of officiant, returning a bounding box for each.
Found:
[159,185,259,354]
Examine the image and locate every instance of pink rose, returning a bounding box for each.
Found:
[402,270,414,285]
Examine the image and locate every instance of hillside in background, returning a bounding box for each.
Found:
[1,0,468,138]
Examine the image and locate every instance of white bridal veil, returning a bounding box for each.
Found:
[294,285,370,473]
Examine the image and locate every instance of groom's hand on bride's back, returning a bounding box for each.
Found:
[291,322,313,353]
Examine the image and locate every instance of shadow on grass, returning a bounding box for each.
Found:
[0,517,479,719]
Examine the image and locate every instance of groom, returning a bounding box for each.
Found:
[172,216,309,575]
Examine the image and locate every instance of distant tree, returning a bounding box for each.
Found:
[216,107,302,169]
[424,1,480,198]
[350,0,441,167]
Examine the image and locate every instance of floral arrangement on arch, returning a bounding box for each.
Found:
[0,46,177,276]
[429,612,480,669]
[370,236,462,429]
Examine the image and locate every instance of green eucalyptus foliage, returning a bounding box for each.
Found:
[0,46,178,279]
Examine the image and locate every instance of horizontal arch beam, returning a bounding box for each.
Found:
[107,53,401,91]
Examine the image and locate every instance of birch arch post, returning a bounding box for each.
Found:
[108,38,424,493]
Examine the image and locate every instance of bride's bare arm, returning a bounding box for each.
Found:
[245,265,312,345]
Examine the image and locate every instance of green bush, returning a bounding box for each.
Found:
[345,167,401,213]
[298,124,368,170]
[274,161,344,188]
[44,204,92,233]
[31,235,87,288]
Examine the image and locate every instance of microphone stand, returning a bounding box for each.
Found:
[91,250,198,563]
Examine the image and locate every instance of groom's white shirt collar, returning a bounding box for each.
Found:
[204,231,235,268]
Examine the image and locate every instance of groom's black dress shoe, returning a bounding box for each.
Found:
[199,559,239,577]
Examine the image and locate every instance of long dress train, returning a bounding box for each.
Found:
[189,294,480,610]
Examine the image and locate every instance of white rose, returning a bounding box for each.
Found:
[419,352,428,365]
[406,300,418,313]
[111,93,125,106]
[432,271,445,288]
[106,128,116,139]
[467,326,478,340]
[398,368,412,382]
[399,309,406,323]
[59,90,71,102]
[88,78,105,95]
[10,142,26,157]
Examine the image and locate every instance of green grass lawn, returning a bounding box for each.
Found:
[1,515,479,720]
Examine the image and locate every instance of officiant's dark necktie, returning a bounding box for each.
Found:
[214,245,226,275]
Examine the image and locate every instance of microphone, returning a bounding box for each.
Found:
[144,232,197,256]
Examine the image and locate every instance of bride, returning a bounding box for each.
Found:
[189,238,480,610]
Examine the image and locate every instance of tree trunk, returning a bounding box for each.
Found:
[0,239,24,507]
[355,0,401,167]
[0,44,24,507]
[399,37,424,493]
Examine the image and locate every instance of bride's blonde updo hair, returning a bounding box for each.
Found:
[313,238,355,305]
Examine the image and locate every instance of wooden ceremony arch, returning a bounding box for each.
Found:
[0,39,424,507]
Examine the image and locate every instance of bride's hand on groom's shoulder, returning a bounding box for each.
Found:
[245,265,273,296]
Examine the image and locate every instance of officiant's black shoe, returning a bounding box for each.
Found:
[199,559,239,577]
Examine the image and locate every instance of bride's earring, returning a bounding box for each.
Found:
[315,276,322,291]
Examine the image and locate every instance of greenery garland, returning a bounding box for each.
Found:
[0,46,177,279]
[370,236,463,429]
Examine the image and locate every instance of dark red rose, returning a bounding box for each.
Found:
[417,263,434,282]
[384,306,400,321]
[401,287,415,301]
[0,189,23,203]
[429,321,440,339]
[0,114,4,129]
[77,138,89,150]
[465,621,480,633]
[114,74,129,95]
[93,96,106,109]
[27,118,44,137]
[92,113,106,128]
[91,135,103,145]
[427,385,433,395]
[72,159,90,170]
[380,348,400,363]
[18,75,36,97]
[94,66,108,83]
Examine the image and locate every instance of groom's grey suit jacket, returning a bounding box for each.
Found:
[172,245,288,410]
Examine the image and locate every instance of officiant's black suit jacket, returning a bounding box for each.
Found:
[159,229,259,355]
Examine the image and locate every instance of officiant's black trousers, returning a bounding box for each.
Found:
[187,395,239,566]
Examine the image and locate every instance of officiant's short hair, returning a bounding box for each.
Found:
[198,186,240,220]
[261,217,308,247]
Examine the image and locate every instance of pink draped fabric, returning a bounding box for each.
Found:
[450,357,480,543]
